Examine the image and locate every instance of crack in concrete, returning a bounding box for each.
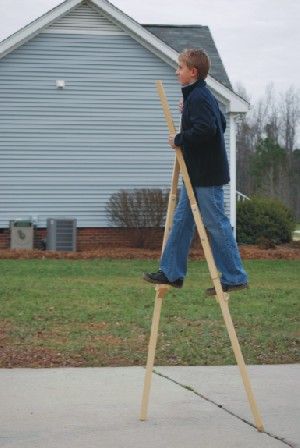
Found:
[153,369,296,448]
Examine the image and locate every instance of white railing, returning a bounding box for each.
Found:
[236,191,250,202]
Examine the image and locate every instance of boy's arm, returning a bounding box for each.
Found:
[174,97,217,147]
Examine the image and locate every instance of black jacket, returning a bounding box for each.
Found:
[174,78,230,187]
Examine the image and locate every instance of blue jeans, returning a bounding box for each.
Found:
[160,183,248,286]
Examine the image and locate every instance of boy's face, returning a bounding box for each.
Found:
[176,60,198,86]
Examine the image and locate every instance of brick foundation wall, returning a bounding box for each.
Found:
[0,229,10,249]
[77,227,165,251]
[0,227,168,251]
[0,227,201,251]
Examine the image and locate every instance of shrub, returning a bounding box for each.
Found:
[236,196,296,245]
[106,188,170,247]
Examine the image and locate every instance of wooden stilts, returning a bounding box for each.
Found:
[140,80,264,432]
[140,285,169,421]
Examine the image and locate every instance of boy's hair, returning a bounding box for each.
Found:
[179,49,210,80]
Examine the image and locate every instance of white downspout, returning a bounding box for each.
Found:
[229,113,237,238]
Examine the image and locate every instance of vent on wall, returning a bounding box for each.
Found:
[46,218,77,252]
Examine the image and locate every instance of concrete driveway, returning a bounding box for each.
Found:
[0,365,299,448]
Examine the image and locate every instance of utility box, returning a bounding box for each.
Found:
[46,218,77,251]
[10,220,34,249]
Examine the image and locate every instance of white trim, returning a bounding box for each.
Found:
[229,113,237,237]
[0,0,249,113]
[0,0,80,57]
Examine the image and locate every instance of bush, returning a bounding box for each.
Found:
[236,196,296,245]
[106,188,170,227]
[106,188,170,247]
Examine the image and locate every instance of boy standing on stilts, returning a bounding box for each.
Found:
[143,49,248,296]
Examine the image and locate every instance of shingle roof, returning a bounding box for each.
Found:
[143,25,232,90]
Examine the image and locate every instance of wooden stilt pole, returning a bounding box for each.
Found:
[162,159,180,251]
[140,97,180,420]
[216,296,264,431]
[140,285,169,421]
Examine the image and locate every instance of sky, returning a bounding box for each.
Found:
[0,0,299,103]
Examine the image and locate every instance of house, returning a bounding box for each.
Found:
[0,0,248,250]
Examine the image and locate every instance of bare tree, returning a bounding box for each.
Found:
[234,82,300,218]
[264,83,280,144]
[280,86,300,155]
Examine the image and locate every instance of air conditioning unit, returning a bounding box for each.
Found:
[10,220,34,249]
[46,218,77,251]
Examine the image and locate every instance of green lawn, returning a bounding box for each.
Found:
[0,259,299,367]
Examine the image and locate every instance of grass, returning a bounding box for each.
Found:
[0,259,299,367]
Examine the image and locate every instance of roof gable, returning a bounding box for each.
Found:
[45,2,125,34]
[0,0,248,112]
[143,25,232,90]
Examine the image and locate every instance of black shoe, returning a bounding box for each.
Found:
[205,283,249,297]
[143,270,183,289]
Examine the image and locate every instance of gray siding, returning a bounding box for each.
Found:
[46,3,125,34]
[0,3,231,228]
